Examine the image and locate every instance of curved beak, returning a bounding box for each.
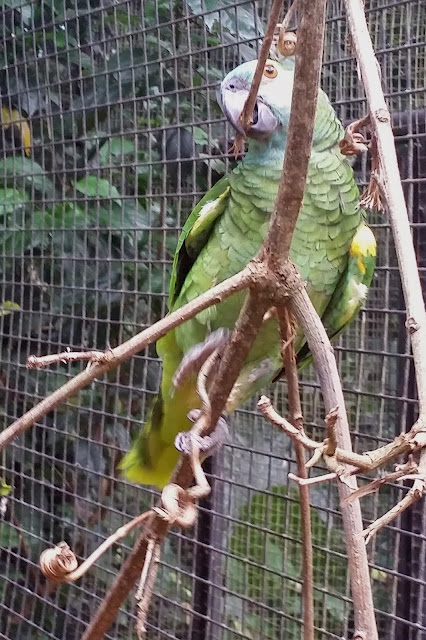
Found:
[220,88,249,135]
[220,87,279,137]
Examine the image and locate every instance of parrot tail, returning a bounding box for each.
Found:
[119,376,199,488]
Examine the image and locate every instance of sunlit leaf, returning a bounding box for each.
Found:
[192,127,209,146]
[0,477,12,497]
[0,158,55,196]
[99,137,136,165]
[0,301,21,316]
[3,0,33,24]
[73,176,122,201]
[186,0,264,38]
[95,200,148,231]
[0,188,28,217]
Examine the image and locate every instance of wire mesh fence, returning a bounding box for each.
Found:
[0,0,425,638]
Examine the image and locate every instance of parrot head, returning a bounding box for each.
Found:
[220,58,295,140]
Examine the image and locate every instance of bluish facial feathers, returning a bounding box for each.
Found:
[220,59,295,140]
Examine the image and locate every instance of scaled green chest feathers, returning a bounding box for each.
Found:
[119,56,376,488]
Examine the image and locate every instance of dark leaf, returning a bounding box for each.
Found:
[0,158,56,197]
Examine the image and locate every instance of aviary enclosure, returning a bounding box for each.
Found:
[0,0,425,638]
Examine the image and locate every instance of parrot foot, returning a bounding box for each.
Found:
[174,410,229,458]
[172,328,230,389]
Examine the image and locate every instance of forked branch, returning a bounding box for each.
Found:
[343,0,426,538]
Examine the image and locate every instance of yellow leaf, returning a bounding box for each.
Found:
[0,301,20,316]
[2,106,32,157]
[0,477,12,497]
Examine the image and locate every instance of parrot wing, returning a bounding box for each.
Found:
[297,221,376,368]
[120,177,231,486]
[290,149,362,303]
[319,221,376,340]
[169,175,231,308]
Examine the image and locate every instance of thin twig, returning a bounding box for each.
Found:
[281,0,299,32]
[27,350,114,369]
[187,350,222,500]
[305,447,323,469]
[238,0,284,131]
[257,394,422,474]
[40,512,152,583]
[0,268,253,454]
[231,0,285,156]
[324,407,339,457]
[363,469,426,544]
[342,459,418,505]
[258,396,321,450]
[362,452,426,543]
[257,393,404,479]
[333,429,426,473]
[135,539,161,639]
[288,472,338,487]
[277,304,314,640]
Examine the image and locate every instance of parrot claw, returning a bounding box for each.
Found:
[174,411,229,457]
[172,328,230,389]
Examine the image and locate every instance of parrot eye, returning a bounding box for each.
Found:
[263,64,278,79]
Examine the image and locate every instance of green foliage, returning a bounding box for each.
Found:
[0,477,12,496]
[225,487,347,638]
[0,159,55,196]
[0,0,259,636]
[186,0,264,39]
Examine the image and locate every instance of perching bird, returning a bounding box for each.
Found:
[120,56,376,488]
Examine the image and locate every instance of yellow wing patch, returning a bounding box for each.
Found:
[349,223,376,275]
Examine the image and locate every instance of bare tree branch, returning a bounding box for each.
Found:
[277,306,314,640]
[344,4,426,412]
[135,539,161,638]
[40,512,152,583]
[27,350,114,369]
[258,395,321,450]
[80,517,163,640]
[0,269,253,453]
[344,0,426,538]
[289,287,379,640]
[362,454,426,544]
[342,459,418,505]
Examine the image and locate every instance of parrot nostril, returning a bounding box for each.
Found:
[252,103,259,125]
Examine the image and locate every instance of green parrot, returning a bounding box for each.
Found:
[120,56,376,488]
